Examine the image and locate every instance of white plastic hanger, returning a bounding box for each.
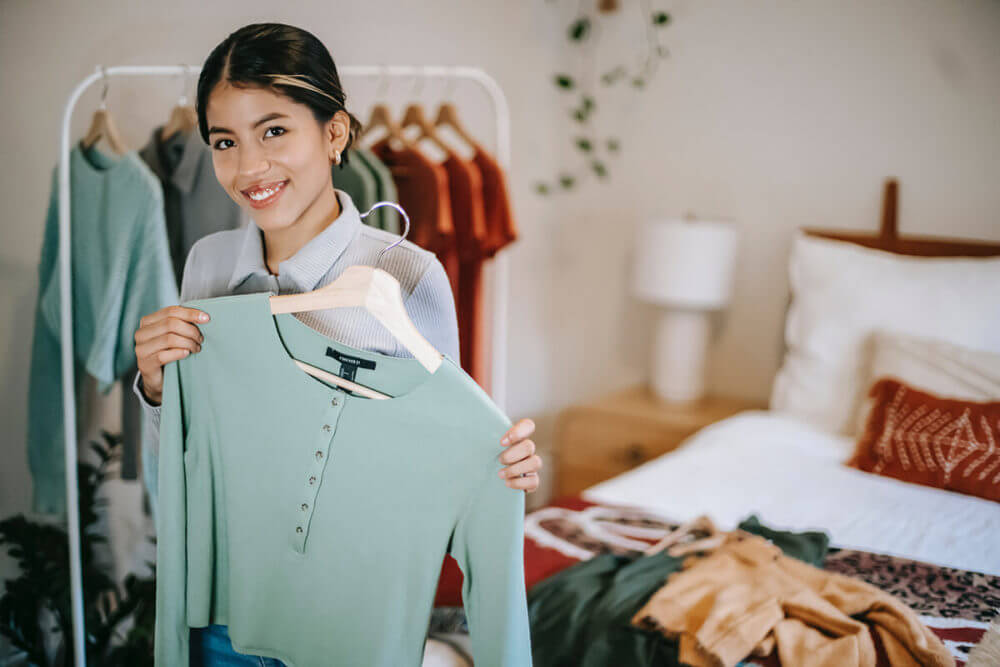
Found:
[269,201,443,400]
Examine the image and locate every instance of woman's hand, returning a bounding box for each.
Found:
[497,418,542,492]
[134,305,210,405]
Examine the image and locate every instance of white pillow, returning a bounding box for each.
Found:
[769,231,1000,435]
[849,330,1000,436]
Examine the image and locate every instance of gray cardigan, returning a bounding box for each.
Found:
[133,189,461,455]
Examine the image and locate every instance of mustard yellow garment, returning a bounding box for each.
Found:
[632,532,953,667]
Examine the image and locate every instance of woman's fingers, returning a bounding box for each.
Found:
[139,305,210,329]
[499,438,536,465]
[504,472,539,492]
[134,306,210,404]
[499,454,543,479]
[135,311,206,346]
[501,418,535,446]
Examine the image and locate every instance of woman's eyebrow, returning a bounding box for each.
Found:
[208,112,291,136]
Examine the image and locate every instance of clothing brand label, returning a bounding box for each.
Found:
[326,347,376,382]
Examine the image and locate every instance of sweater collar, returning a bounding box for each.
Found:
[227,189,363,293]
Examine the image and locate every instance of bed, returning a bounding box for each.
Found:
[429,180,1000,666]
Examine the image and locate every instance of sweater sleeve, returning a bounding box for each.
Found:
[136,239,205,517]
[153,356,190,667]
[448,456,533,666]
[404,256,461,362]
[114,194,178,392]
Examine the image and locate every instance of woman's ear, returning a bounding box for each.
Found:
[326,110,350,156]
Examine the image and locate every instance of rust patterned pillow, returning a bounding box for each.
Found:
[848,377,1000,502]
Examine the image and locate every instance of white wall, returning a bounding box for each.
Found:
[1,0,999,612]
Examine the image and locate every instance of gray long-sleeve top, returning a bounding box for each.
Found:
[133,189,461,496]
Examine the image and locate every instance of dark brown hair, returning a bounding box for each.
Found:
[196,22,362,168]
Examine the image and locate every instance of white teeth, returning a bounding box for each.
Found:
[247,181,285,201]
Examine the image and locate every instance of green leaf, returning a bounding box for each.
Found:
[576,137,593,152]
[631,77,646,88]
[569,17,591,41]
[559,174,576,188]
[601,66,625,85]
[572,108,587,122]
[606,137,620,152]
[592,161,608,178]
[582,95,595,111]
[555,74,575,90]
[653,11,671,25]
[535,182,550,195]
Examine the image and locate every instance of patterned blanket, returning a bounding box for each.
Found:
[431,496,1000,666]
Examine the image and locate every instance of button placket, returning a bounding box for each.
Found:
[293,390,347,553]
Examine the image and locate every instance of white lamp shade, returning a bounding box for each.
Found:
[632,219,738,309]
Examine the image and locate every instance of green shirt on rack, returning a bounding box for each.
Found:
[27,141,177,516]
[154,290,532,667]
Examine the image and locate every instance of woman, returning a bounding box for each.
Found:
[132,22,543,665]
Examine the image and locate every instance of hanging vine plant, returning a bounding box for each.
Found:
[536,0,672,195]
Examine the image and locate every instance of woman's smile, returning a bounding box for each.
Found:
[242,179,290,208]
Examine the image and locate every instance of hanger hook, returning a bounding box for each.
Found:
[443,70,456,99]
[410,70,426,98]
[177,64,189,106]
[99,65,109,110]
[361,202,411,270]
[376,63,390,100]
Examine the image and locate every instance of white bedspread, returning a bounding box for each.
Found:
[582,410,1000,575]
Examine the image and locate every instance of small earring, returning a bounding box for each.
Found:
[333,150,341,164]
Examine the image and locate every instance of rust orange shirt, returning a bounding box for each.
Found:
[471,144,518,258]
[441,155,489,386]
[369,138,459,297]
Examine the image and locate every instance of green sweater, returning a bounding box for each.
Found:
[154,290,532,666]
[27,141,177,516]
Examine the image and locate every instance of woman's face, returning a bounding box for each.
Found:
[205,82,347,233]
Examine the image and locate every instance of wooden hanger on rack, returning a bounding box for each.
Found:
[81,66,129,155]
[400,75,455,158]
[268,202,443,400]
[433,76,480,156]
[159,66,198,143]
[359,67,412,149]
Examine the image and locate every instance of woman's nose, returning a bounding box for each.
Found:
[238,144,270,177]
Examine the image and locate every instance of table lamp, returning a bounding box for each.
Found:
[632,218,738,403]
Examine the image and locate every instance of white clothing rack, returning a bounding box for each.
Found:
[56,63,511,666]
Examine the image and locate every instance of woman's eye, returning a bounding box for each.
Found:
[212,127,284,151]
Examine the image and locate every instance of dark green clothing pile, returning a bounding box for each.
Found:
[526,515,830,667]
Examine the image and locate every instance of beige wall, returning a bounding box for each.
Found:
[1,0,999,597]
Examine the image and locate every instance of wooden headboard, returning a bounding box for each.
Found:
[803,179,1000,257]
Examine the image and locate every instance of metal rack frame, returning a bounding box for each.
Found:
[56,63,511,666]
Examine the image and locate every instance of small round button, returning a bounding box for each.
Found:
[308,476,316,485]
[315,450,324,461]
[301,503,308,511]
[322,424,331,432]
[296,526,303,534]
[331,397,339,406]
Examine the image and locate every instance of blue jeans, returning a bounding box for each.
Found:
[190,624,286,666]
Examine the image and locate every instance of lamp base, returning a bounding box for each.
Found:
[651,308,710,403]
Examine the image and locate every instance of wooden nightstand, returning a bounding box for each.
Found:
[555,386,765,497]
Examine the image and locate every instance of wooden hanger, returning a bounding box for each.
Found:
[400,76,455,158]
[159,105,197,144]
[81,66,129,155]
[268,202,443,399]
[160,68,198,143]
[360,102,414,149]
[359,69,412,149]
[433,76,480,155]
